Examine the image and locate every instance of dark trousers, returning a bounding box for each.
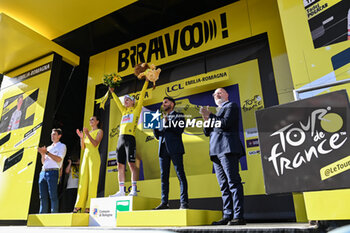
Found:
[211,153,244,219]
[159,144,188,205]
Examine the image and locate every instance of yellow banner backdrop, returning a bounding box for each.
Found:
[0,54,53,220]
[104,60,266,200]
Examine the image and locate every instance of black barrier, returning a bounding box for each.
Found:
[256,90,350,194]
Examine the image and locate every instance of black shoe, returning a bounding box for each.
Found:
[228,218,246,225]
[212,218,231,225]
[153,203,170,210]
[179,203,189,209]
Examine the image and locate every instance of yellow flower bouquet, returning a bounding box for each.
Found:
[96,73,123,109]
[103,73,122,88]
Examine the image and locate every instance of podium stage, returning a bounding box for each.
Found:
[26,196,319,231]
[28,196,221,227]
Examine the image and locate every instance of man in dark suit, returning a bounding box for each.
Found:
[153,97,188,210]
[200,88,245,225]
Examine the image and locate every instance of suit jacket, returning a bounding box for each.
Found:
[153,111,185,155]
[204,101,245,157]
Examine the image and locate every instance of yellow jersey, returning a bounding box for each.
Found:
[111,80,149,136]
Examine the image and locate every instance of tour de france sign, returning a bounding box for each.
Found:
[256,90,350,194]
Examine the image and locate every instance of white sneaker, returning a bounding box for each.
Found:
[128,190,138,196]
[109,191,125,197]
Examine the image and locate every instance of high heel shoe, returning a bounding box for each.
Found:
[73,207,81,213]
[84,208,90,213]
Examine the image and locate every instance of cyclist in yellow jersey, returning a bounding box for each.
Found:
[109,78,150,197]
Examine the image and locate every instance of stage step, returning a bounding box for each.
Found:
[27,213,89,227]
[116,209,222,227]
[89,196,160,226]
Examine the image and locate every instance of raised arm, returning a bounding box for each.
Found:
[76,129,85,150]
[83,128,103,147]
[137,80,150,107]
[109,87,125,113]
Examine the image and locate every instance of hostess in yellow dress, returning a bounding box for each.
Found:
[75,129,101,209]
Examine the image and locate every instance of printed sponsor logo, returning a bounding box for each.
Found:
[116,200,131,212]
[243,95,263,112]
[166,84,184,93]
[248,150,260,155]
[268,107,347,176]
[165,72,228,97]
[107,168,118,173]
[108,151,117,159]
[121,114,134,124]
[145,136,155,142]
[98,209,113,217]
[320,155,350,180]
[109,126,120,138]
[246,138,259,148]
[245,128,258,138]
[107,160,118,167]
[93,208,98,216]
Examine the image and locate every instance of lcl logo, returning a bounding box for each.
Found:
[165,84,185,98]
[166,84,184,93]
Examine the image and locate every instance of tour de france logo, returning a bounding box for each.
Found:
[268,106,348,179]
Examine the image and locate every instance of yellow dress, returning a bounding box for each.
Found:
[75,129,101,209]
[111,80,149,136]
